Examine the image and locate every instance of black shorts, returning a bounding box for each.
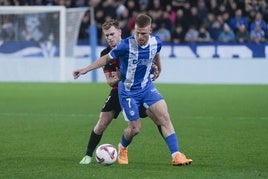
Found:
[101,89,148,119]
[101,89,121,119]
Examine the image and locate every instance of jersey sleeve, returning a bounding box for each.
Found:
[100,46,110,57]
[108,39,127,59]
[155,35,162,54]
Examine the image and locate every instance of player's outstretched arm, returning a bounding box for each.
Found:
[73,54,111,79]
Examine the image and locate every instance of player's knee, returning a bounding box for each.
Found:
[133,129,140,136]
[162,111,171,120]
[157,114,173,128]
[94,121,108,133]
[131,125,141,136]
[94,125,106,134]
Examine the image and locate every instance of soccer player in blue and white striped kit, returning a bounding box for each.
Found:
[73,14,192,166]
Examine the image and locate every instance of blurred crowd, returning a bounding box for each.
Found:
[1,0,268,45]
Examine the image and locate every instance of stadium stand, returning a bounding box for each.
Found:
[0,0,267,45]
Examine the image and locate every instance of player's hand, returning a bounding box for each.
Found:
[73,71,80,79]
[151,64,159,81]
[111,67,121,81]
[73,69,87,79]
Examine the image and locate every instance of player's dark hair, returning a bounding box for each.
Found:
[102,19,120,31]
[135,14,152,28]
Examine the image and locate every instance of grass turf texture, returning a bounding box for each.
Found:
[0,83,267,179]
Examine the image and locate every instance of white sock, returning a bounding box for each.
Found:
[171,151,180,158]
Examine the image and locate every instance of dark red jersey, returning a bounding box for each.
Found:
[100,46,120,90]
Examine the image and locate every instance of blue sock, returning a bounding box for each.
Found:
[165,133,179,154]
[121,135,132,148]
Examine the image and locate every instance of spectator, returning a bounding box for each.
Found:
[218,23,235,43]
[93,2,106,43]
[171,0,185,11]
[198,25,211,42]
[236,24,250,43]
[148,0,163,19]
[187,6,202,30]
[159,10,172,31]
[184,25,199,43]
[222,11,231,25]
[78,11,90,43]
[74,0,86,7]
[209,20,223,41]
[1,0,267,44]
[117,5,131,38]
[154,22,171,43]
[126,11,138,35]
[0,0,12,5]
[137,0,149,13]
[183,0,191,18]
[116,0,127,18]
[203,12,216,30]
[229,9,248,33]
[166,4,176,30]
[250,24,265,44]
[171,24,185,44]
[197,0,208,20]
[218,3,228,18]
[225,0,238,18]
[102,0,117,19]
[174,9,187,35]
[259,0,268,23]
[208,0,220,15]
[124,0,136,17]
[245,0,261,13]
[250,12,267,33]
[148,0,163,31]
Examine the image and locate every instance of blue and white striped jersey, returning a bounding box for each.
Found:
[108,35,162,91]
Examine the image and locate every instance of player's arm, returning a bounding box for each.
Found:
[151,53,161,81]
[105,68,121,87]
[73,54,111,79]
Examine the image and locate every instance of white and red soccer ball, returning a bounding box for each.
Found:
[95,144,117,165]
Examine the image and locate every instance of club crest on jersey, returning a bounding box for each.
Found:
[151,48,156,56]
[129,110,135,116]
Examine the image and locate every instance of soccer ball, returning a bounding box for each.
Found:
[95,144,117,165]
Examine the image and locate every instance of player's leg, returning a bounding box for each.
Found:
[80,90,121,164]
[148,100,192,166]
[117,96,141,164]
[143,84,192,165]
[119,96,141,146]
[148,99,175,137]
[118,119,141,165]
[140,106,164,138]
[80,111,114,165]
[120,119,141,147]
[86,111,115,154]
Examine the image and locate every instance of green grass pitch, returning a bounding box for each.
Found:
[0,83,268,179]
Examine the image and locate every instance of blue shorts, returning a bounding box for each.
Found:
[118,82,163,121]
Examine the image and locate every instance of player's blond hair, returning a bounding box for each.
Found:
[102,19,120,31]
[135,14,152,28]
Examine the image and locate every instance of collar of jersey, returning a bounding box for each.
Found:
[134,35,149,48]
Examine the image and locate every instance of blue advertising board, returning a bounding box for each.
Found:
[0,41,267,59]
